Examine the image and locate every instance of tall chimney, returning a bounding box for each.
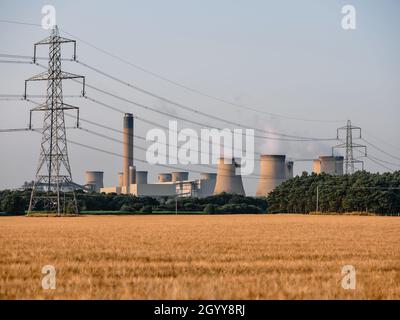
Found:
[123,113,134,193]
[118,172,124,187]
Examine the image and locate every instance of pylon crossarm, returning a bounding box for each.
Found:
[26,71,49,82]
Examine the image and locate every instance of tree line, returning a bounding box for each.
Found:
[267,171,400,214]
[0,190,267,215]
[1,170,399,215]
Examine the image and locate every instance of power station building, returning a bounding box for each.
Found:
[87,114,316,198]
[313,156,344,175]
[98,113,217,198]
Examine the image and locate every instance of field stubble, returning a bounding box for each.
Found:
[0,214,399,299]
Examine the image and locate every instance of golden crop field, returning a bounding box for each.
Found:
[0,214,399,299]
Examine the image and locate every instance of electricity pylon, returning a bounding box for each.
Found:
[25,26,85,215]
[332,120,367,174]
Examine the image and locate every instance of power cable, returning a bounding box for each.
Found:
[361,138,400,162]
[76,59,338,140]
[0,20,345,124]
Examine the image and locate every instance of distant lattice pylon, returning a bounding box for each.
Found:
[332,120,367,174]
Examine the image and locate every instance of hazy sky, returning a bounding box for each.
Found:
[0,0,399,195]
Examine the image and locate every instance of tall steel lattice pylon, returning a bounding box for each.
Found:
[25,26,85,215]
[332,120,367,174]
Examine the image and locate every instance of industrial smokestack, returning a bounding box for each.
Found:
[158,173,172,183]
[213,157,245,195]
[118,172,124,187]
[136,171,148,184]
[123,113,134,192]
[85,171,104,192]
[171,172,189,182]
[256,155,286,196]
[129,166,136,185]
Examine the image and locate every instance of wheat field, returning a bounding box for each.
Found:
[0,214,399,299]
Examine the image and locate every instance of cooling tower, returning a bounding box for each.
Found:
[335,156,344,175]
[200,172,217,180]
[85,171,104,192]
[213,158,245,195]
[313,159,321,174]
[285,161,294,179]
[136,171,148,184]
[123,113,134,192]
[158,173,172,183]
[314,156,344,175]
[129,166,136,184]
[320,156,337,174]
[118,172,124,187]
[256,155,286,196]
[171,171,189,182]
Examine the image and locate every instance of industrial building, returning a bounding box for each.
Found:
[156,171,217,198]
[87,112,305,197]
[313,156,344,175]
[97,113,217,198]
[84,114,354,198]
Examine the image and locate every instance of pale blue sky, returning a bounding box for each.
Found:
[0,0,399,194]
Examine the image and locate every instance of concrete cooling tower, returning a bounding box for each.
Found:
[123,113,134,192]
[335,156,344,175]
[256,155,286,196]
[213,158,245,195]
[313,156,344,175]
[136,171,148,184]
[200,172,217,181]
[171,172,189,182]
[158,173,172,183]
[313,159,321,174]
[285,161,294,179]
[85,171,104,192]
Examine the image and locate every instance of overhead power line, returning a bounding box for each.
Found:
[82,83,336,142]
[361,138,400,162]
[59,29,343,123]
[28,98,264,162]
[0,59,33,64]
[32,60,337,142]
[0,20,344,123]
[23,96,398,168]
[366,154,400,169]
[29,129,261,180]
[363,129,400,153]
[81,93,321,142]
[76,59,339,140]
[365,156,395,172]
[78,126,234,174]
[353,148,395,172]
